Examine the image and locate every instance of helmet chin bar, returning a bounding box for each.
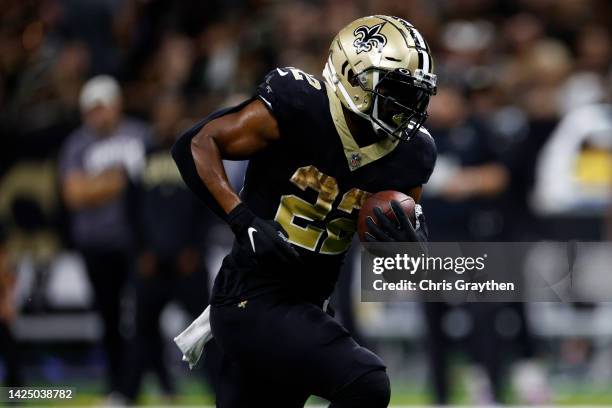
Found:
[368,69,431,141]
[370,100,427,141]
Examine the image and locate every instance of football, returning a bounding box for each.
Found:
[358,191,416,241]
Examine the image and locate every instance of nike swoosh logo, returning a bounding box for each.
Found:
[276,68,288,76]
[247,227,257,253]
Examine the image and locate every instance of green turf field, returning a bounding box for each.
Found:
[15,376,612,407]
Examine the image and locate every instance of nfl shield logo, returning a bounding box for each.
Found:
[350,153,361,169]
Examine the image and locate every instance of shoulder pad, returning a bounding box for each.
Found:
[417,125,433,140]
[256,67,324,119]
[416,126,437,183]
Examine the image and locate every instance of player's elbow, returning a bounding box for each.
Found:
[190,126,237,162]
[190,131,207,154]
[190,129,216,163]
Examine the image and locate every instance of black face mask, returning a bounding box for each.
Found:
[362,68,436,141]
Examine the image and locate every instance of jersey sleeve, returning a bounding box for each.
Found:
[255,67,322,132]
[415,127,438,185]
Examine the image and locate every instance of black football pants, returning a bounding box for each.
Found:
[210,295,389,407]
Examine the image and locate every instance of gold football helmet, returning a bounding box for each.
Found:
[323,15,437,141]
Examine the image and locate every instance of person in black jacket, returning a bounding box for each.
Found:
[122,93,211,402]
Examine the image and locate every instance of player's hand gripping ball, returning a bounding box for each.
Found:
[358,191,428,248]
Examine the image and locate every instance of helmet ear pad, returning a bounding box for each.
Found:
[342,67,374,114]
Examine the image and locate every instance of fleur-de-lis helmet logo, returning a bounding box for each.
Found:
[353,23,387,54]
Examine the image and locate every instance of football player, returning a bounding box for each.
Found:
[173,15,437,408]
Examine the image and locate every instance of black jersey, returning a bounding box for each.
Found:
[177,67,436,305]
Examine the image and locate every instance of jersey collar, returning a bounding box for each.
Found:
[325,85,399,171]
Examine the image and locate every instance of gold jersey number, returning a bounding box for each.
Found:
[274,165,370,255]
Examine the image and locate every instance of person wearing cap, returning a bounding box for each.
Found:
[58,75,149,397]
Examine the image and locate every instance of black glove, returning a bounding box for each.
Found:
[365,201,429,284]
[226,203,299,265]
[365,200,429,252]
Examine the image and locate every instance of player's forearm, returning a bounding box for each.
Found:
[63,170,126,209]
[172,99,278,219]
[406,186,423,203]
[191,132,241,214]
[171,120,231,219]
[447,164,508,198]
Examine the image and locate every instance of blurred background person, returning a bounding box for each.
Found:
[0,221,24,388]
[58,75,148,398]
[121,92,212,403]
[422,86,509,240]
[420,85,526,405]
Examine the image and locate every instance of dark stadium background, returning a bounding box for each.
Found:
[0,0,611,406]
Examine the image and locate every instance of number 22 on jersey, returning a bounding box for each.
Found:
[274,165,370,255]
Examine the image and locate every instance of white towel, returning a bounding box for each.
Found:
[173,305,213,369]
